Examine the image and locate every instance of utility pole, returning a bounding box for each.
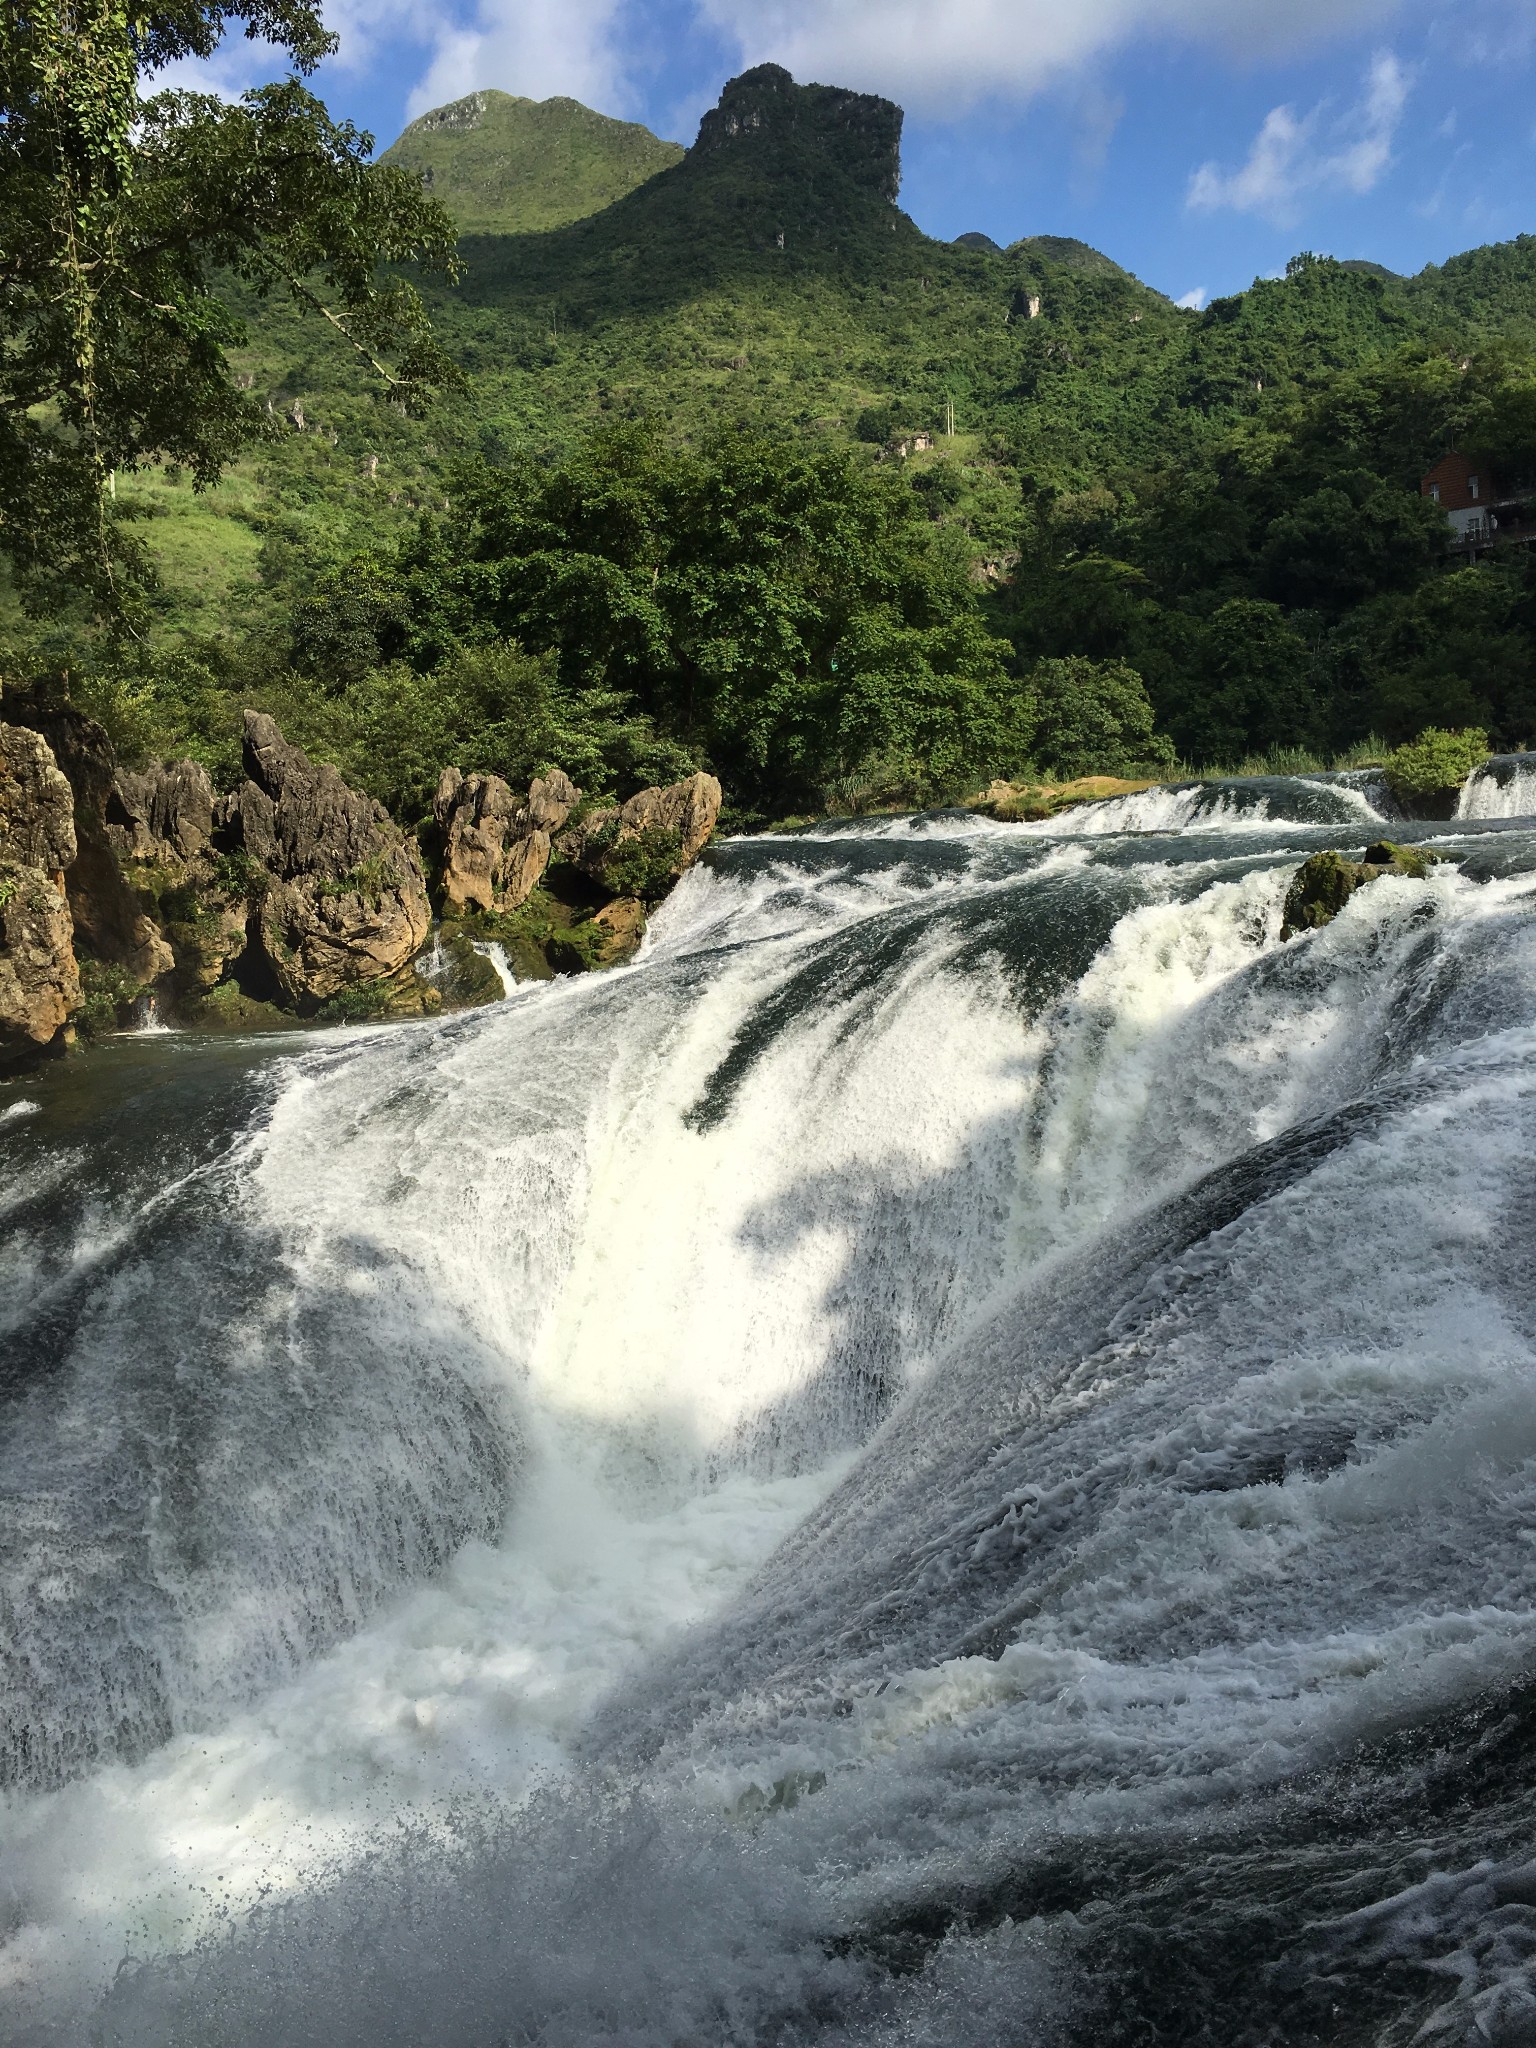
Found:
[945,393,955,438]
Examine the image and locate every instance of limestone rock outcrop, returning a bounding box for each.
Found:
[548,895,648,973]
[694,65,902,204]
[110,758,216,864]
[222,712,432,1007]
[433,766,578,914]
[106,755,249,994]
[1281,841,1444,942]
[6,695,172,986]
[0,721,80,1059]
[432,762,720,981]
[559,772,722,897]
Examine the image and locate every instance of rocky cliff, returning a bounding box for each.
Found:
[7,693,173,988]
[224,712,433,1007]
[693,65,902,203]
[1,698,724,1058]
[0,721,80,1062]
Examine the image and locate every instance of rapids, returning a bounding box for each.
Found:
[7,767,1536,2043]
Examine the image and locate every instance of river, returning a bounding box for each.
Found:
[6,766,1536,2043]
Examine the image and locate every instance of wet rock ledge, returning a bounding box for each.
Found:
[0,700,722,1066]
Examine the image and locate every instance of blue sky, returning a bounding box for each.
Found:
[187,0,1536,303]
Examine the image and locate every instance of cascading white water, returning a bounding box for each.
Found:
[1456,752,1536,820]
[6,781,1536,2045]
[1033,772,1389,836]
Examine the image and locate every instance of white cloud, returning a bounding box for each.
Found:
[1451,0,1536,64]
[689,0,1405,118]
[152,0,636,128]
[1176,286,1208,308]
[401,0,633,118]
[1187,50,1410,223]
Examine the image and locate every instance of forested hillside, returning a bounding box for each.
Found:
[6,62,1534,820]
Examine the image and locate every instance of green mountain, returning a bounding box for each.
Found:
[39,62,1533,809]
[136,67,1536,537]
[379,89,684,236]
[245,63,1531,503]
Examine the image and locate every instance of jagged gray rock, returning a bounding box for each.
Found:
[0,721,80,1058]
[109,759,216,864]
[222,712,431,1006]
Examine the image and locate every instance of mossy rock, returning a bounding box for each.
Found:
[548,897,646,973]
[317,972,444,1024]
[972,776,1156,823]
[1281,842,1445,940]
[185,982,295,1032]
[76,955,144,1037]
[1361,840,1443,880]
[432,927,508,1009]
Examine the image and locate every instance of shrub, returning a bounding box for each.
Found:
[1382,726,1490,801]
[593,824,683,902]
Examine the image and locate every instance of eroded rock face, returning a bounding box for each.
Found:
[222,712,431,1007]
[694,65,903,204]
[616,772,722,868]
[433,769,521,913]
[433,766,580,914]
[104,756,248,994]
[548,895,648,974]
[110,759,216,864]
[3,697,172,986]
[0,721,76,876]
[0,864,80,1055]
[0,722,80,1058]
[562,772,723,896]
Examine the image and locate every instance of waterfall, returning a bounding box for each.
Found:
[1036,772,1388,835]
[126,989,172,1034]
[1456,752,1536,820]
[475,939,516,996]
[7,784,1536,2045]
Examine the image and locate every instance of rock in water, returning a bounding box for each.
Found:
[561,773,723,897]
[618,773,722,868]
[549,896,648,973]
[1281,841,1444,941]
[0,721,80,1059]
[223,712,431,1007]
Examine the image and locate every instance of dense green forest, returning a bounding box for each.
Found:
[7,60,1535,822]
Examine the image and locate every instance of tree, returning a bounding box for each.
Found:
[315,429,1028,813]
[1177,598,1322,763]
[0,0,458,610]
[1261,469,1445,611]
[1030,655,1174,779]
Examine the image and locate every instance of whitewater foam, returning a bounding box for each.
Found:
[8,783,1536,2043]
